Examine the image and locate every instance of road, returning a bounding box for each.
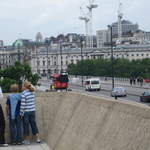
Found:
[38,78,150,106]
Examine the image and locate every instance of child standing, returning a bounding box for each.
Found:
[20,81,41,145]
[6,84,22,145]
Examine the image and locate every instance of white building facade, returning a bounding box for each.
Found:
[1,44,150,76]
[30,45,150,76]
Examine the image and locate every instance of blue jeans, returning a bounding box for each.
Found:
[23,111,39,136]
[10,116,22,143]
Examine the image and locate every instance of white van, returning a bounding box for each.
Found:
[85,78,101,91]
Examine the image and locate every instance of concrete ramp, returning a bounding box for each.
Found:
[2,92,150,150]
[0,143,51,150]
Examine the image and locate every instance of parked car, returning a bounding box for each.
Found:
[140,91,150,102]
[85,78,101,91]
[144,79,150,83]
[111,87,127,97]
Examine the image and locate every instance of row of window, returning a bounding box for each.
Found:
[37,55,92,60]
[106,53,149,57]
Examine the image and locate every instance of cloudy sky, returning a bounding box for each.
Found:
[0,0,149,45]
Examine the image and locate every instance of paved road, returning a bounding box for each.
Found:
[69,84,140,103]
[38,78,150,106]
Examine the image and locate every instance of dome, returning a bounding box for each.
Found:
[36,32,43,42]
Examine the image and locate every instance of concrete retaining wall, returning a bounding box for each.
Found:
[1,92,150,150]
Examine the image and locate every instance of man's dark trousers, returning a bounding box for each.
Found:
[0,104,5,144]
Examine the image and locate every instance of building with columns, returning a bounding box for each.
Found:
[30,44,150,76]
[0,41,150,76]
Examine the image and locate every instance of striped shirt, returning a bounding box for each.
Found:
[20,90,36,115]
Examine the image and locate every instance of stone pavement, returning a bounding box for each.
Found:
[0,143,51,150]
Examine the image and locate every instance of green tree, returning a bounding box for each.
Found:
[67,58,150,79]
[0,62,40,92]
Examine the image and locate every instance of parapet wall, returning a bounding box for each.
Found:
[1,92,150,150]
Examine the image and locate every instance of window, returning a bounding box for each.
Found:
[37,70,40,74]
[43,70,46,74]
[141,54,144,56]
[48,69,51,73]
[37,61,40,66]
[43,61,45,66]
[48,61,50,65]
[71,60,74,64]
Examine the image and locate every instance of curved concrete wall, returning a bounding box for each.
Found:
[1,92,150,150]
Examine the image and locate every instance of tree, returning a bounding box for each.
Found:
[0,62,40,92]
[67,58,150,79]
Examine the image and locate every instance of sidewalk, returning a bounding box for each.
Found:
[70,77,150,89]
[101,79,150,89]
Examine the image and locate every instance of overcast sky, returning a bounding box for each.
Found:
[0,0,149,45]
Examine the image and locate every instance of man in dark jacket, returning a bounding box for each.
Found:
[0,86,8,147]
[0,104,6,145]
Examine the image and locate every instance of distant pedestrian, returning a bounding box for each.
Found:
[130,77,133,86]
[20,81,41,145]
[139,77,143,87]
[6,84,22,145]
[133,77,136,85]
[137,77,140,85]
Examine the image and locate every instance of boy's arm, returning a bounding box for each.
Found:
[20,93,25,116]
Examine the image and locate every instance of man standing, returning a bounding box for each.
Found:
[0,86,8,146]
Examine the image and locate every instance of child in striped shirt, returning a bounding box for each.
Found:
[20,81,41,145]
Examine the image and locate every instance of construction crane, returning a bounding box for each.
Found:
[117,2,123,45]
[87,0,98,48]
[79,7,90,48]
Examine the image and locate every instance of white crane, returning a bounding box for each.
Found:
[87,0,98,48]
[117,2,123,45]
[79,7,90,48]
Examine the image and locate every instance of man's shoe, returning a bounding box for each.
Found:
[17,142,22,145]
[22,140,30,145]
[36,138,41,143]
[1,144,8,147]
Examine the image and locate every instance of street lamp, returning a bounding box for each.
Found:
[45,40,49,80]
[108,25,114,89]
[17,43,21,63]
[80,36,84,86]
[60,40,63,73]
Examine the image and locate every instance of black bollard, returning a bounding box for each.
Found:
[115,95,118,100]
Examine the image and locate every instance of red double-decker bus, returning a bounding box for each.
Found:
[50,73,69,90]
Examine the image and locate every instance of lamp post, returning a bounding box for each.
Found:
[60,40,63,73]
[46,44,49,80]
[108,25,114,89]
[17,43,21,63]
[80,37,84,86]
